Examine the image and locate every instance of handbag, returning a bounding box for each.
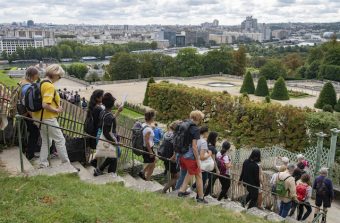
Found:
[95,113,117,158]
[200,156,215,172]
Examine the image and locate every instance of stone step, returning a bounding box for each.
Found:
[221,200,247,213]
[28,159,79,176]
[246,207,270,219]
[121,174,164,192]
[0,147,34,175]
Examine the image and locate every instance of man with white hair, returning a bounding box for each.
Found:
[275,156,290,171]
[313,167,334,223]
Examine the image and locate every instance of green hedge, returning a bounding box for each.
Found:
[148,82,312,151]
[319,64,340,81]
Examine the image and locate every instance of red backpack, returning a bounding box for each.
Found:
[296,183,308,201]
[217,155,227,175]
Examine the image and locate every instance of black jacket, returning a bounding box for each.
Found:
[239,159,260,187]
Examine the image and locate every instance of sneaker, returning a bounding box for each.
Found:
[178,191,191,197]
[38,163,48,169]
[93,168,103,177]
[138,171,146,180]
[50,153,58,159]
[196,198,208,204]
[111,173,118,178]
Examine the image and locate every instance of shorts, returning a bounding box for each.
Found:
[164,160,179,174]
[315,195,331,208]
[142,147,155,164]
[180,157,200,175]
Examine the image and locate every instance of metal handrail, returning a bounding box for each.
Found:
[15,114,327,219]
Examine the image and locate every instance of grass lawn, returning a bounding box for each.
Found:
[120,108,144,119]
[0,70,18,87]
[0,169,267,223]
[269,88,310,99]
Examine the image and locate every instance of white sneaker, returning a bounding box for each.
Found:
[111,173,118,178]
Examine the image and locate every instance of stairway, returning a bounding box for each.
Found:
[0,147,297,223]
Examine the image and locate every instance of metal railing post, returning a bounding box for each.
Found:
[328,128,340,167]
[315,132,327,178]
[46,125,51,166]
[16,115,24,173]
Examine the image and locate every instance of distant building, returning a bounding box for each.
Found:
[184,31,209,46]
[155,40,169,49]
[241,16,258,32]
[272,29,289,40]
[213,19,219,27]
[153,30,176,47]
[0,36,44,54]
[201,19,219,28]
[27,20,34,27]
[176,34,186,47]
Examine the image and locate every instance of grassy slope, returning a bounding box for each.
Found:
[0,70,18,87]
[0,170,267,223]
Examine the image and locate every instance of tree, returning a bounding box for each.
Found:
[67,63,89,79]
[255,76,269,96]
[334,99,340,112]
[271,77,289,100]
[175,48,204,77]
[315,82,337,109]
[86,71,100,82]
[107,52,139,80]
[306,61,320,79]
[143,77,156,106]
[283,53,304,71]
[297,66,307,78]
[308,47,324,64]
[260,59,287,80]
[202,47,233,75]
[1,51,8,60]
[150,41,158,50]
[60,44,74,58]
[16,47,25,60]
[232,45,247,76]
[240,71,255,94]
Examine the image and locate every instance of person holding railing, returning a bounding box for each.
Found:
[32,64,70,168]
[17,66,41,160]
[93,93,123,178]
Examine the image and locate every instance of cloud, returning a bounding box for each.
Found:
[0,0,339,25]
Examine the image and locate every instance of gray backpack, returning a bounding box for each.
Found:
[131,121,147,156]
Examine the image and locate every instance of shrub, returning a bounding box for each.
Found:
[323,104,334,113]
[315,82,337,109]
[143,77,155,106]
[265,96,271,103]
[318,64,340,81]
[240,71,255,94]
[148,82,309,151]
[334,99,340,112]
[67,63,88,79]
[271,77,290,100]
[259,59,287,80]
[255,76,269,96]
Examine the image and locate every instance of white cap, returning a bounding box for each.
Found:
[297,154,305,159]
[319,167,328,175]
[281,157,289,164]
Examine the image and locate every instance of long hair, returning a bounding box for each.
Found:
[221,141,231,155]
[249,149,261,163]
[87,89,104,117]
[207,131,218,147]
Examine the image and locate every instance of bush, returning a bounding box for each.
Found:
[271,77,290,100]
[323,104,334,113]
[143,77,155,106]
[240,71,255,94]
[265,96,271,103]
[259,59,287,80]
[255,76,269,96]
[67,63,88,79]
[334,99,340,112]
[148,82,309,151]
[315,82,337,109]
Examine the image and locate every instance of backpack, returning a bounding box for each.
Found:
[24,80,53,113]
[70,95,75,104]
[157,132,174,160]
[17,83,30,115]
[131,121,148,156]
[316,178,328,196]
[82,101,88,109]
[75,94,81,103]
[275,174,291,197]
[173,120,195,154]
[84,112,95,135]
[217,155,227,175]
[296,183,308,201]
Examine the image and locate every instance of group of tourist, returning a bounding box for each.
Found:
[239,151,334,222]
[17,64,335,220]
[58,88,87,110]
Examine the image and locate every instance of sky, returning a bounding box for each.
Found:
[0,0,340,25]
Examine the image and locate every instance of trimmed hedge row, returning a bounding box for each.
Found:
[148,82,310,151]
[319,64,340,82]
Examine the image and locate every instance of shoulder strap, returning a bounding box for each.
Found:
[283,176,291,181]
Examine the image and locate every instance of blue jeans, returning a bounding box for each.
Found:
[175,168,187,190]
[279,201,292,218]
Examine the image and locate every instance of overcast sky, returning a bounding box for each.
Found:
[1,0,339,25]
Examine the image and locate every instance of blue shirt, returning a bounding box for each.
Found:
[21,84,30,104]
[313,176,334,199]
[153,127,163,145]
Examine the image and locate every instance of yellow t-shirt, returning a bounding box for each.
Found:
[32,80,60,120]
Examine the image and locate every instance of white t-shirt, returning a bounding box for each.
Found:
[216,151,230,175]
[142,123,154,148]
[197,137,208,153]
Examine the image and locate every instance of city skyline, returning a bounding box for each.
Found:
[1,0,340,26]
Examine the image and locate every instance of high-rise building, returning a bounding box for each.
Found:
[27,20,34,27]
[213,19,219,27]
[241,16,258,32]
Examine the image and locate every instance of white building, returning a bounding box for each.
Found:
[0,36,44,54]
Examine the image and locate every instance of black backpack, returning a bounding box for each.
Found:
[316,178,328,196]
[131,121,148,156]
[75,94,81,103]
[157,132,174,160]
[24,80,54,112]
[173,120,195,154]
[84,112,95,135]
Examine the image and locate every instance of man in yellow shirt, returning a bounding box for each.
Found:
[32,64,70,168]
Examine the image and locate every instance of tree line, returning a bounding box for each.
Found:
[0,41,158,63]
[105,46,246,80]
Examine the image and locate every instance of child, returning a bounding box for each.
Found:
[296,174,312,221]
